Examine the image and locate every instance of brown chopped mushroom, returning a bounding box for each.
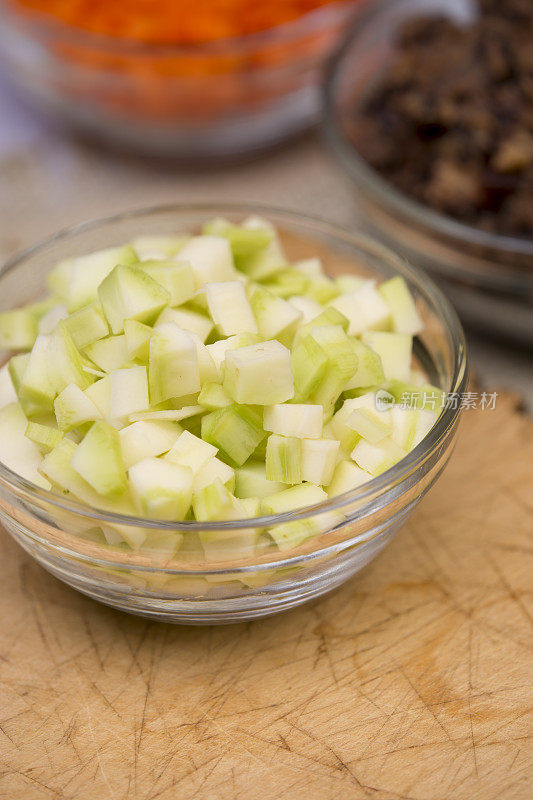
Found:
[350,0,533,241]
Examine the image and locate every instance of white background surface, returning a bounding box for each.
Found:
[0,75,531,406]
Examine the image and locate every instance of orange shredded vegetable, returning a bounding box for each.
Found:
[13,0,344,44]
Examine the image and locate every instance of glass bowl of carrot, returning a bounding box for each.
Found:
[0,0,359,159]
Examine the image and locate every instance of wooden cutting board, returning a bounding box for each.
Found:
[0,390,531,800]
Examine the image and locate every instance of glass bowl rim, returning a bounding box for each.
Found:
[0,201,468,531]
[322,0,533,292]
[0,0,355,56]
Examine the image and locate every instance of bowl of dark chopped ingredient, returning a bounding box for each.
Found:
[324,0,533,344]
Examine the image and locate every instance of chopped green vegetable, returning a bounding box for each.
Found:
[265,434,302,484]
[0,217,441,553]
[98,264,169,334]
[202,404,264,467]
[71,421,127,496]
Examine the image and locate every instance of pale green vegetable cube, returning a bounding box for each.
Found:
[124,319,152,361]
[0,403,50,488]
[327,460,371,497]
[306,327,359,416]
[119,420,180,469]
[7,353,30,392]
[262,268,309,298]
[412,409,439,447]
[268,519,323,551]
[201,404,264,467]
[291,334,328,402]
[40,438,112,507]
[235,461,288,499]
[239,496,261,518]
[101,522,148,551]
[194,481,259,560]
[0,364,17,410]
[335,275,366,293]
[0,309,38,351]
[223,340,294,405]
[309,372,348,421]
[141,530,184,560]
[363,331,412,382]
[234,216,287,279]
[157,306,213,343]
[63,301,109,349]
[202,217,272,259]
[345,392,392,444]
[263,403,323,439]
[37,304,69,335]
[165,429,217,474]
[289,295,324,324]
[295,307,349,340]
[178,236,236,287]
[109,366,149,419]
[389,404,439,450]
[193,456,235,493]
[25,421,63,453]
[330,399,365,455]
[261,483,327,515]
[205,281,257,336]
[199,527,259,562]
[389,405,419,451]
[305,277,340,304]
[301,438,340,485]
[148,323,200,405]
[379,276,423,335]
[351,437,407,476]
[346,407,391,444]
[198,382,232,410]
[98,264,170,334]
[193,479,243,522]
[85,335,129,372]
[139,260,195,307]
[187,333,218,385]
[329,281,391,335]
[293,257,324,277]
[265,434,302,484]
[387,380,446,411]
[248,285,301,342]
[67,245,138,312]
[17,335,57,415]
[71,420,127,496]
[49,323,94,395]
[83,376,111,421]
[206,332,259,380]
[129,405,203,423]
[131,235,188,259]
[129,457,192,520]
[54,383,101,431]
[343,339,385,391]
[390,407,438,451]
[309,325,358,380]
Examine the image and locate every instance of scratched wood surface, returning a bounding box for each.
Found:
[0,390,531,800]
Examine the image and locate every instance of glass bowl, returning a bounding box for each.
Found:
[0,204,467,624]
[0,1,357,159]
[324,0,533,346]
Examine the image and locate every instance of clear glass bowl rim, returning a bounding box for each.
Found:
[1,0,355,56]
[322,0,533,291]
[0,201,468,532]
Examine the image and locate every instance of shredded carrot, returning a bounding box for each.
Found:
[8,0,358,126]
[12,0,344,44]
